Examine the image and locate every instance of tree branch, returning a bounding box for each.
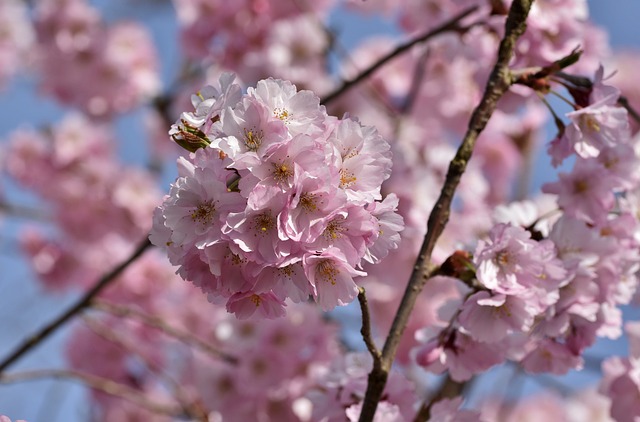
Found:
[399,46,430,115]
[0,199,48,221]
[0,368,182,417]
[92,300,238,365]
[358,1,534,420]
[320,6,479,106]
[0,237,152,374]
[357,287,381,364]
[82,315,209,421]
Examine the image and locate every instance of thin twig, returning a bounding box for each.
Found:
[0,368,183,416]
[0,200,48,221]
[92,300,238,365]
[357,1,534,421]
[357,287,381,363]
[320,6,479,106]
[82,315,209,421]
[400,46,430,115]
[0,237,153,374]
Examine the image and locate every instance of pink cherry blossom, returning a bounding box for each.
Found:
[303,247,365,311]
[226,290,286,319]
[520,338,583,375]
[474,223,566,295]
[458,292,536,342]
[152,76,402,315]
[543,159,616,224]
[159,149,245,248]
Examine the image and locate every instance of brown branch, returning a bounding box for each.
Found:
[0,368,182,416]
[0,200,48,221]
[92,300,238,365]
[320,6,479,106]
[357,287,381,364]
[82,316,209,421]
[357,1,534,421]
[0,237,153,375]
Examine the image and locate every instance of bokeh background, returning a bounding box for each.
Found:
[1,0,640,420]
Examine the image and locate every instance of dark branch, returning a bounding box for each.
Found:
[0,200,48,221]
[358,1,534,420]
[357,287,381,364]
[320,6,479,106]
[399,46,430,115]
[92,300,238,365]
[0,368,182,416]
[0,237,152,374]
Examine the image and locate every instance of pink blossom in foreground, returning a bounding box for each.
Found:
[151,74,403,317]
[566,100,628,157]
[474,223,566,295]
[458,292,536,343]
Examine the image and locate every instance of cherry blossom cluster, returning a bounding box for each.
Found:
[414,67,640,383]
[151,74,403,318]
[33,0,161,118]
[172,0,333,85]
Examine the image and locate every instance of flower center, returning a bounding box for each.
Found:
[278,265,295,279]
[339,168,357,188]
[316,260,339,285]
[254,212,275,235]
[250,294,262,307]
[495,250,510,267]
[243,128,263,152]
[323,218,347,241]
[272,161,292,184]
[274,107,291,122]
[191,200,216,225]
[574,180,589,193]
[581,115,601,133]
[299,192,318,212]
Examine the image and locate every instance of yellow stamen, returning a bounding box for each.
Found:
[316,260,339,285]
[190,200,216,224]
